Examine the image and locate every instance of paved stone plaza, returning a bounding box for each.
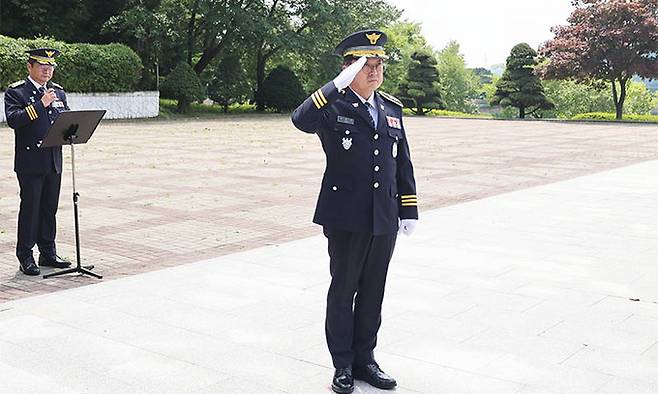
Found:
[1,155,658,393]
[1,116,658,300]
[1,117,658,393]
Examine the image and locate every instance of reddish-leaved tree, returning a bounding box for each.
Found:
[540,0,658,119]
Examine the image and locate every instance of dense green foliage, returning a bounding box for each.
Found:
[436,41,479,113]
[258,66,306,112]
[2,0,656,119]
[207,56,252,113]
[160,62,205,112]
[572,112,658,122]
[540,0,658,119]
[0,0,126,44]
[0,35,142,92]
[397,50,445,115]
[491,43,554,118]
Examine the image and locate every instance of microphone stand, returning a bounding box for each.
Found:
[43,124,102,279]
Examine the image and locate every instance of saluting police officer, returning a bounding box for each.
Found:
[4,48,72,276]
[291,30,418,393]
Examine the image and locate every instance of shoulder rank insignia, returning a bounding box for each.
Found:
[379,91,403,108]
[52,82,64,89]
[8,80,26,89]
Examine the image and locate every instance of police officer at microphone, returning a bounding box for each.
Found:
[4,48,72,276]
[291,30,418,393]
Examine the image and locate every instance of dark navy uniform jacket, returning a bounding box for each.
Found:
[4,79,69,174]
[292,81,418,235]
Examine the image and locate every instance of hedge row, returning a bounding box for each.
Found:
[0,35,142,93]
[572,112,658,122]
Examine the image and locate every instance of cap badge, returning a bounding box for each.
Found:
[365,33,381,45]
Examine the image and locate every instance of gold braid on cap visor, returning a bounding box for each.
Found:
[343,49,387,58]
[29,55,57,65]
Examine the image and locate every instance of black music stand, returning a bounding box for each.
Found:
[41,110,106,279]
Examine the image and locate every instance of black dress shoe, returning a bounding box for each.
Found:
[331,366,354,394]
[39,254,71,268]
[353,363,397,390]
[18,256,40,276]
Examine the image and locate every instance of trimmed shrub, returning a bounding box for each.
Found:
[159,62,205,113]
[0,35,142,92]
[259,66,306,113]
[572,112,658,122]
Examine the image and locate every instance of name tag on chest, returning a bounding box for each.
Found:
[337,116,355,125]
[52,100,65,109]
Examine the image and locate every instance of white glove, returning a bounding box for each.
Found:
[333,56,367,90]
[399,219,417,236]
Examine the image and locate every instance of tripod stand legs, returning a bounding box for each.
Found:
[43,265,102,279]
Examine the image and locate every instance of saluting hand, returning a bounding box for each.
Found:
[333,56,367,91]
[41,89,57,107]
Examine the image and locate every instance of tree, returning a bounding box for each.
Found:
[160,62,205,112]
[624,81,658,115]
[250,0,400,110]
[491,43,554,119]
[436,41,479,113]
[397,50,445,115]
[0,0,126,43]
[380,21,431,94]
[472,68,494,85]
[258,65,306,112]
[207,56,251,112]
[540,0,658,119]
[543,79,613,118]
[102,0,185,89]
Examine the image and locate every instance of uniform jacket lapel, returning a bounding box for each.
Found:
[344,88,376,130]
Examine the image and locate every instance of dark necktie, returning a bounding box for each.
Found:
[364,102,376,129]
[38,86,46,95]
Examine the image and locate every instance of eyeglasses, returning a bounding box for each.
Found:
[34,63,56,70]
[361,61,385,73]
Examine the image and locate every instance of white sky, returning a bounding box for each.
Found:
[387,0,576,68]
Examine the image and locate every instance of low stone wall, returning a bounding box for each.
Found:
[0,91,159,122]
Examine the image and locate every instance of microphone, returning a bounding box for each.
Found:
[45,81,54,107]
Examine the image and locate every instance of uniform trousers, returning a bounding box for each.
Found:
[16,172,61,259]
[323,227,397,368]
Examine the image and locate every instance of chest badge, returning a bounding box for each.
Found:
[29,97,35,103]
[342,137,353,151]
[352,102,359,108]
[392,141,398,158]
[53,100,65,108]
[386,116,401,129]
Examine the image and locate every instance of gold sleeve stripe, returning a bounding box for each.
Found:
[401,195,417,198]
[313,91,327,107]
[316,89,328,105]
[310,93,322,109]
[313,90,326,107]
[26,105,37,120]
[401,197,418,201]
[401,203,418,207]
